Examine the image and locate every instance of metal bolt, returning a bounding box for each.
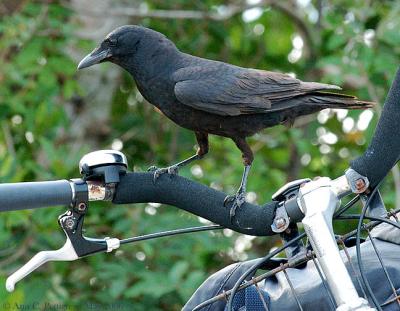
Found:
[275,217,287,229]
[78,202,86,212]
[65,218,75,229]
[355,178,366,191]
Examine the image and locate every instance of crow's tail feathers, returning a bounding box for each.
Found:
[311,91,375,110]
[277,92,374,128]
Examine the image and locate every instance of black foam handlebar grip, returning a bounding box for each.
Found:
[113,172,277,236]
[0,180,73,212]
[351,68,400,188]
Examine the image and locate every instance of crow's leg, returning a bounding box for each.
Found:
[224,138,254,223]
[148,132,208,183]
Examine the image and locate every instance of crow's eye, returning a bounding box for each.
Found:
[105,38,117,47]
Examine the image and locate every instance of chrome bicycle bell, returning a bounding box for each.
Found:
[79,150,128,184]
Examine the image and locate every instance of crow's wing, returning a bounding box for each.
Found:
[173,65,340,116]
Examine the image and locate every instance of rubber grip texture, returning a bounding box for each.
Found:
[0,180,72,212]
[351,68,400,188]
[113,172,277,236]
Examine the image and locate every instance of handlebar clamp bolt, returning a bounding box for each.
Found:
[355,178,366,191]
[275,217,287,230]
[345,168,370,193]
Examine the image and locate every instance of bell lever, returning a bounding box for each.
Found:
[6,150,128,292]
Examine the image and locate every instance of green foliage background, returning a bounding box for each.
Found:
[0,0,399,310]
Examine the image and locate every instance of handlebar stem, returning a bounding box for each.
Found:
[298,177,374,311]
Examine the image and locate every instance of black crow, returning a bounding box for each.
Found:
[78,25,373,222]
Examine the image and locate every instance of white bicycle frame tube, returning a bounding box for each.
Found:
[298,177,374,311]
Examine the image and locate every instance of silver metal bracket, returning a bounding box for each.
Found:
[345,168,370,194]
[271,178,310,233]
[271,202,290,233]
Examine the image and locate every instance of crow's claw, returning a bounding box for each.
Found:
[148,165,179,184]
[224,191,246,222]
[223,195,235,206]
[147,165,158,172]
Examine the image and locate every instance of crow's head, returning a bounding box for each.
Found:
[77,25,171,70]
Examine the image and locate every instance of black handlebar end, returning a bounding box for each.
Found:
[351,67,400,188]
[0,180,72,212]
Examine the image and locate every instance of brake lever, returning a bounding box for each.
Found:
[5,150,129,292]
[6,237,78,292]
[6,207,120,292]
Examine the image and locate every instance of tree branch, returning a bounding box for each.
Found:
[67,0,315,59]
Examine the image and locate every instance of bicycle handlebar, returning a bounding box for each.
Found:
[113,172,277,236]
[0,180,72,212]
[351,67,400,188]
[0,173,277,236]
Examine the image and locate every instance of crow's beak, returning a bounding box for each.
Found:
[77,48,111,70]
